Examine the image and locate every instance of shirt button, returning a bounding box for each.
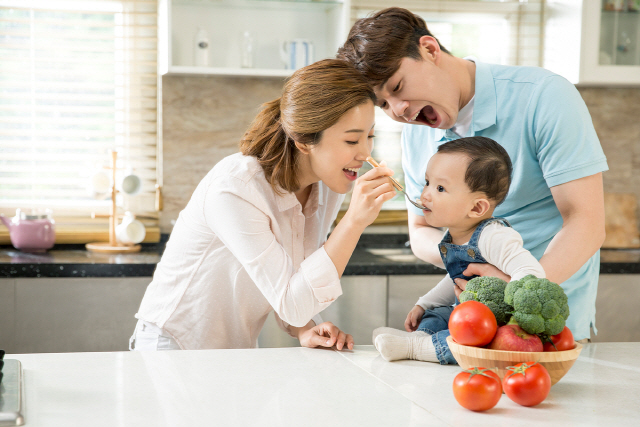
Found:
[467,249,475,257]
[440,246,447,254]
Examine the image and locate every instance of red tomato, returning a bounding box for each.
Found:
[448,301,497,347]
[503,362,551,407]
[543,326,575,351]
[452,367,502,411]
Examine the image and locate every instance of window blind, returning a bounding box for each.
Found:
[0,0,159,223]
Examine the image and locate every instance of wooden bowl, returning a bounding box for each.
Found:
[446,336,583,386]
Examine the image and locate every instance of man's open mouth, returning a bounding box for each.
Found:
[411,106,438,126]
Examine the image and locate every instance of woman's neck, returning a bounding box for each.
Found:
[295,184,312,208]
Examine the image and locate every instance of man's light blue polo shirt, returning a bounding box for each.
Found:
[401,61,608,340]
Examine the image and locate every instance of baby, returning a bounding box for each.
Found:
[374,136,545,364]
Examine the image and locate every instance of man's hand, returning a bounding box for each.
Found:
[453,263,511,298]
[297,321,354,351]
[404,305,426,332]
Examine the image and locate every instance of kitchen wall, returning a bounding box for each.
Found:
[160,75,640,233]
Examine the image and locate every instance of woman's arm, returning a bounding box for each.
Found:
[323,166,397,277]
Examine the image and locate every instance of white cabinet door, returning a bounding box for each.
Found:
[12,278,149,353]
[387,275,444,331]
[258,275,387,347]
[545,0,640,85]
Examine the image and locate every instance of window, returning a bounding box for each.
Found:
[0,0,159,242]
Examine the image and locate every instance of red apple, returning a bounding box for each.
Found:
[487,324,543,352]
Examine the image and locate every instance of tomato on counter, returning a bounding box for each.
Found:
[452,367,502,412]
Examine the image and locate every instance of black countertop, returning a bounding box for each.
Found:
[1,234,639,278]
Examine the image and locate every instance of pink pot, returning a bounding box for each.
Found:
[0,209,56,252]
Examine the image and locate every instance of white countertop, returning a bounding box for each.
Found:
[7,343,639,426]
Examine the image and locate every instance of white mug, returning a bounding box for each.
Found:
[116,212,146,245]
[89,170,112,199]
[119,173,142,196]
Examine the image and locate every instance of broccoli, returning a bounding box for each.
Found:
[459,276,513,326]
[503,274,570,336]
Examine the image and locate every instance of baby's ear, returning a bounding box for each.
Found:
[470,197,491,218]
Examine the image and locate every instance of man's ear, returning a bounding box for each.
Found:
[418,36,441,62]
[469,198,491,218]
[294,140,310,154]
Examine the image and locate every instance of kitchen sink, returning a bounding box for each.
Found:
[365,248,421,263]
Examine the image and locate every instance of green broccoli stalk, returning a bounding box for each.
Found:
[503,274,570,336]
[459,276,513,326]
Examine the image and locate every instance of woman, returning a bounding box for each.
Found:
[130,59,396,351]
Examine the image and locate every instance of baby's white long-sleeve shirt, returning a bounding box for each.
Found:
[416,222,545,310]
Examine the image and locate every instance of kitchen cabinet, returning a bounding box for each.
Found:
[0,278,148,354]
[545,0,640,85]
[258,275,388,347]
[159,0,350,77]
[3,273,637,354]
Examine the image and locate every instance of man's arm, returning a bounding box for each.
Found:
[408,211,446,268]
[539,173,605,284]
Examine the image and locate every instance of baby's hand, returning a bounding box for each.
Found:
[404,305,426,332]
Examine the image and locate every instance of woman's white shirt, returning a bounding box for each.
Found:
[136,153,345,349]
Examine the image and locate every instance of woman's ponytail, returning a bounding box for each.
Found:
[240,98,298,193]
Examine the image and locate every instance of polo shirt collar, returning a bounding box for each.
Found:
[434,60,497,142]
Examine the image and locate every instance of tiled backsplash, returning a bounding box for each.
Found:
[161,75,640,234]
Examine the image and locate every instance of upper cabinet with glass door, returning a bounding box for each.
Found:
[545,0,640,85]
[159,0,350,77]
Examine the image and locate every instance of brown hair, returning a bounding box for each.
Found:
[436,137,512,206]
[337,7,450,87]
[240,59,376,193]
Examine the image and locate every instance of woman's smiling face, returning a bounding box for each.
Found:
[419,151,478,228]
[300,100,376,194]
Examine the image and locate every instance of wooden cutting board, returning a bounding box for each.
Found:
[603,192,640,248]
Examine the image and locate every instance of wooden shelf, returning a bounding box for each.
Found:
[166,65,292,78]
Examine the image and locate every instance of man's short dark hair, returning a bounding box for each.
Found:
[436,137,513,205]
[336,7,450,87]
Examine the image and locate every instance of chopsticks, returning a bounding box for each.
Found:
[365,157,404,191]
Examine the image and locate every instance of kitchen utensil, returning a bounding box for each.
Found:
[280,39,313,70]
[365,157,426,210]
[86,151,141,254]
[89,170,112,199]
[446,336,583,386]
[0,209,55,252]
[0,358,25,426]
[116,211,146,245]
[119,172,142,196]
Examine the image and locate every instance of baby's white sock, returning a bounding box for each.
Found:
[371,327,428,343]
[375,333,439,363]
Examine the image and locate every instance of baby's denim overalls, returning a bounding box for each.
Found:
[416,217,511,364]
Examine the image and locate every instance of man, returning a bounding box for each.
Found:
[338,7,607,343]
